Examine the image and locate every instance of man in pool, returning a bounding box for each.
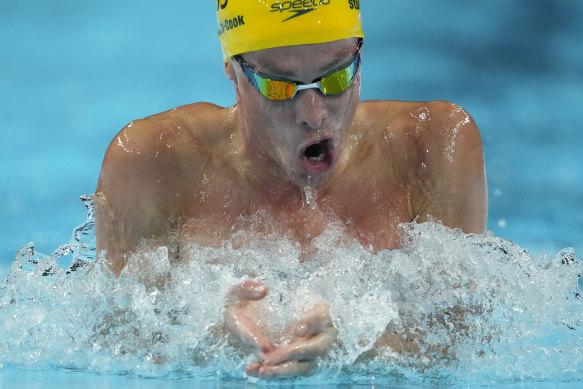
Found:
[94,1,487,379]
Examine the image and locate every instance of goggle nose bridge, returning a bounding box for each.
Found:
[294,82,328,97]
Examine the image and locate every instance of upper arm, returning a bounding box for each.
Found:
[411,101,488,233]
[94,120,182,274]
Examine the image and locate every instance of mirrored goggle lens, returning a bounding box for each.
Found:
[319,60,357,95]
[246,51,359,100]
[252,75,298,100]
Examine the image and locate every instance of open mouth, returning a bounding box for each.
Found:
[300,138,335,174]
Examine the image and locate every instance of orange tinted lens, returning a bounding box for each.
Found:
[255,77,297,100]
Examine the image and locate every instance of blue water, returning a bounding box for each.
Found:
[1,0,582,387]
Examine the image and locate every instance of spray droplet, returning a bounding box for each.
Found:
[302,186,317,211]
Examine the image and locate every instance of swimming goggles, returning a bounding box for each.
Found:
[235,39,362,101]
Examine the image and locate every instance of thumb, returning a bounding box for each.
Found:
[229,280,269,302]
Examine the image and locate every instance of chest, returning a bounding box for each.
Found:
[178,178,412,255]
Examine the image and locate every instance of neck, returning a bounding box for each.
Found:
[238,147,326,214]
[233,122,331,212]
[250,167,315,212]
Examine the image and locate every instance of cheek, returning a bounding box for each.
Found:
[330,83,360,125]
[239,84,281,121]
[239,93,293,146]
[345,74,361,108]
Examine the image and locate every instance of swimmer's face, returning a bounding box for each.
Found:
[226,38,361,186]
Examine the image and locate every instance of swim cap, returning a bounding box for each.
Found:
[217,0,363,61]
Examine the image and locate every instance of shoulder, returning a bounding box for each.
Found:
[100,102,233,170]
[408,100,484,188]
[415,100,482,162]
[104,102,230,156]
[410,101,486,233]
[357,100,482,171]
[96,102,236,205]
[356,100,487,232]
[94,102,238,269]
[357,99,480,143]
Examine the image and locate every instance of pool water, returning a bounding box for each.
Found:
[0,203,581,387]
[1,0,582,387]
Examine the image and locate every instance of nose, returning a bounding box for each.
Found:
[294,89,328,131]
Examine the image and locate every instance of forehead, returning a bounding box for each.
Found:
[240,38,359,79]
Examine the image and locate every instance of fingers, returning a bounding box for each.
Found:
[224,306,273,357]
[258,360,317,379]
[293,301,332,337]
[245,325,337,379]
[228,281,269,302]
[245,361,317,379]
[227,285,337,379]
[224,281,273,358]
[263,326,338,366]
[245,361,262,377]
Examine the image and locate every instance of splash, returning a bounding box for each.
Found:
[0,197,581,384]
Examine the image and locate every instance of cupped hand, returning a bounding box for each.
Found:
[246,300,338,379]
[224,280,274,360]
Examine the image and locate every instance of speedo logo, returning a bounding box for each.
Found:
[216,0,228,11]
[270,0,331,22]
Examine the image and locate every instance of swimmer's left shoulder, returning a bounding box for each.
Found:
[421,100,482,158]
[358,100,481,149]
[424,100,478,132]
[357,100,486,233]
[355,99,406,120]
[357,100,476,128]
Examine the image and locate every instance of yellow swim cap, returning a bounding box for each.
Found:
[217,0,363,61]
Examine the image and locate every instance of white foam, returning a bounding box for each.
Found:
[0,201,581,383]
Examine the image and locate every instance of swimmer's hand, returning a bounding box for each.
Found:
[224,281,274,360]
[246,301,338,379]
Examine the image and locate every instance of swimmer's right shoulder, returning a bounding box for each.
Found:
[98,102,236,205]
[105,102,236,157]
[125,102,233,135]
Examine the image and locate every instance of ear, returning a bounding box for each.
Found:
[224,59,242,97]
[224,60,238,83]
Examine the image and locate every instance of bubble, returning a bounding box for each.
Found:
[0,200,581,384]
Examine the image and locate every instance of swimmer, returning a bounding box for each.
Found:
[94,1,487,379]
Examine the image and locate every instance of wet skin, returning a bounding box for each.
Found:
[94,38,487,378]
